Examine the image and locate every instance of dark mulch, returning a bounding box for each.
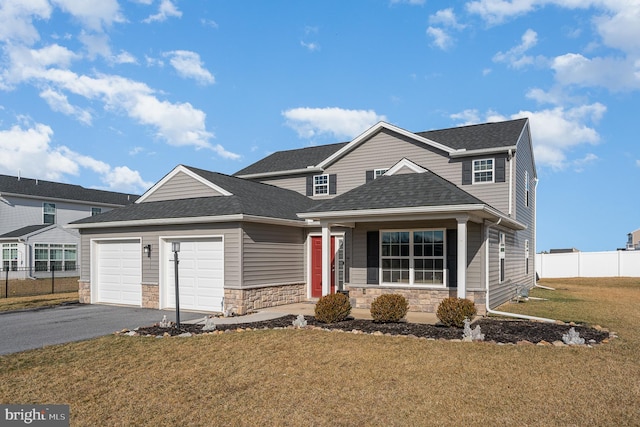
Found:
[135,315,610,344]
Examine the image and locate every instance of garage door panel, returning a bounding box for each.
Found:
[96,240,142,306]
[165,238,223,312]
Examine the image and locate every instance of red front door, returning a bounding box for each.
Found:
[311,236,335,298]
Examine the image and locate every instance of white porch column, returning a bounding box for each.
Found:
[321,222,332,296]
[456,216,468,299]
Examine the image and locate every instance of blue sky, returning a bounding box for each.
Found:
[1,0,639,252]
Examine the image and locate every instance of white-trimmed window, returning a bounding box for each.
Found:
[43,202,56,224]
[499,232,506,283]
[525,171,530,207]
[2,243,18,271]
[91,207,102,216]
[35,243,76,272]
[473,159,494,183]
[381,229,445,286]
[374,168,388,179]
[525,239,530,275]
[313,174,329,195]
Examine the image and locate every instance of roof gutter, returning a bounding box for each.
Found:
[484,219,556,323]
[65,214,307,230]
[0,192,132,208]
[449,145,517,158]
[235,167,324,180]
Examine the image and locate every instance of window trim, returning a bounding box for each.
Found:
[43,202,56,224]
[2,243,18,271]
[35,243,77,272]
[379,228,447,288]
[313,174,329,195]
[473,158,495,184]
[374,168,388,179]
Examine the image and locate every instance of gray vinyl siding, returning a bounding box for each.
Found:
[325,129,458,195]
[143,171,224,202]
[0,195,117,235]
[512,124,536,288]
[349,219,483,288]
[79,222,242,288]
[457,154,511,214]
[256,174,308,195]
[487,227,523,308]
[241,223,305,287]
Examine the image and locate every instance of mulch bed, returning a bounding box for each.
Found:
[134,315,612,345]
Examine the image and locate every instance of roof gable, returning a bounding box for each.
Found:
[136,165,232,203]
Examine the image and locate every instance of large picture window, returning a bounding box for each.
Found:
[2,243,18,271]
[473,159,494,183]
[381,230,446,286]
[35,244,76,272]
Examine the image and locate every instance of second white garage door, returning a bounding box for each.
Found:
[164,238,224,312]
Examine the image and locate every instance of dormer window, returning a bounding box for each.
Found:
[473,159,494,183]
[91,207,102,216]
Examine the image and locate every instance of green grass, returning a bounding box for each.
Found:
[0,291,78,312]
[1,278,639,426]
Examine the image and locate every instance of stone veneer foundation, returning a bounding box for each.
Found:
[224,283,306,315]
[78,280,91,304]
[346,286,487,315]
[141,284,159,309]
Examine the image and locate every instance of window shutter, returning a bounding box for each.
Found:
[446,229,457,288]
[462,160,472,185]
[366,231,379,284]
[306,176,313,196]
[365,170,374,183]
[495,157,505,182]
[329,174,337,195]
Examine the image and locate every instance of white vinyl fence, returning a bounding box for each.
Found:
[536,251,640,278]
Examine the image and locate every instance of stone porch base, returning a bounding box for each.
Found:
[346,285,487,315]
[78,280,91,304]
[224,283,306,315]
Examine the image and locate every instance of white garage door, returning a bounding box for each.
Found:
[96,240,142,306]
[165,238,224,312]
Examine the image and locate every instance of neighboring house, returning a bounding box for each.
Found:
[0,174,137,279]
[627,229,640,250]
[68,118,536,315]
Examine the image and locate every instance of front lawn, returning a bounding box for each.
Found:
[1,278,638,426]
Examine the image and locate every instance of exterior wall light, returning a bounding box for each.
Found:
[143,244,152,257]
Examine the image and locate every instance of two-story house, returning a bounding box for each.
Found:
[0,174,137,279]
[68,118,536,314]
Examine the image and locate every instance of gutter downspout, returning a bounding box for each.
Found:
[484,219,556,323]
[508,149,513,216]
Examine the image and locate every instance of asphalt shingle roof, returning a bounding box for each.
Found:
[234,142,348,176]
[307,171,486,213]
[0,174,138,205]
[416,118,527,151]
[234,119,527,176]
[71,166,318,225]
[0,224,53,239]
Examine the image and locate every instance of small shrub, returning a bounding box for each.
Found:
[436,297,477,328]
[314,293,351,323]
[370,294,409,323]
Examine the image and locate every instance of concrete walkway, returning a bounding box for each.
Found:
[187,302,439,325]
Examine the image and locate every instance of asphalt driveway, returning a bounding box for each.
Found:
[0,304,206,355]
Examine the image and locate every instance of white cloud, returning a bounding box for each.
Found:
[51,0,124,32]
[301,41,320,52]
[143,0,182,23]
[493,28,541,69]
[201,19,219,29]
[426,27,453,50]
[429,8,465,29]
[552,53,640,91]
[0,0,52,44]
[282,107,387,140]
[450,103,606,170]
[466,0,538,25]
[390,0,425,5]
[163,50,215,85]
[39,88,92,124]
[636,159,640,168]
[0,121,151,192]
